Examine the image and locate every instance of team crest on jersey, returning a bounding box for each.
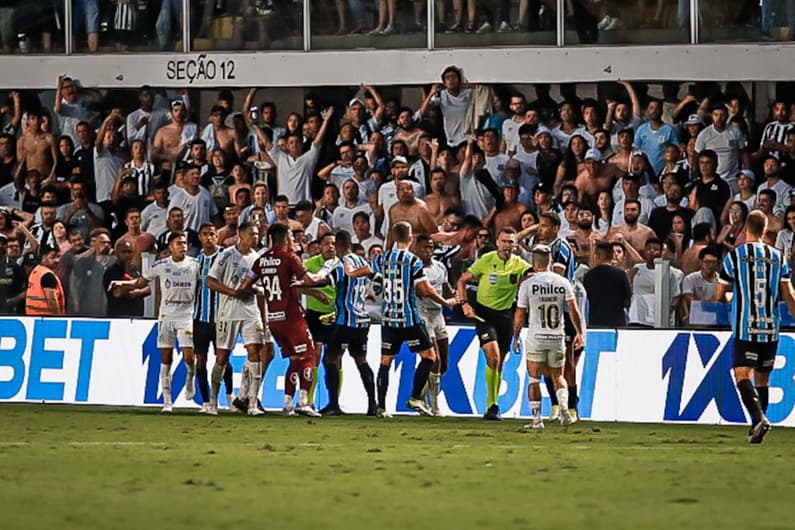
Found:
[164,278,171,288]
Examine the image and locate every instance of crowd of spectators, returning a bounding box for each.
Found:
[0,70,794,328]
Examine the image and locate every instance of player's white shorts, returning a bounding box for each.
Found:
[216,319,265,350]
[420,310,448,341]
[158,319,194,349]
[525,331,565,367]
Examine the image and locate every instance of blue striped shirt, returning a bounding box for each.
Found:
[330,253,371,328]
[720,242,790,342]
[193,249,220,322]
[550,236,575,283]
[372,248,426,328]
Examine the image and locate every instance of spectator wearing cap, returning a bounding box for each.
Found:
[0,232,26,314]
[140,181,170,237]
[152,98,198,173]
[681,113,704,145]
[756,155,792,212]
[24,246,64,316]
[167,163,218,233]
[634,98,680,176]
[534,181,554,215]
[689,149,731,231]
[612,171,655,227]
[57,178,104,242]
[378,155,425,232]
[720,168,756,227]
[575,147,616,208]
[694,104,749,189]
[484,179,527,235]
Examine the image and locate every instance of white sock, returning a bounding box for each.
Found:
[239,362,250,400]
[298,389,309,407]
[530,401,541,420]
[283,394,293,409]
[185,359,196,393]
[556,388,570,414]
[160,363,172,405]
[210,363,225,408]
[428,372,441,409]
[247,361,263,409]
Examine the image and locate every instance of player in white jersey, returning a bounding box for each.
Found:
[207,223,266,416]
[108,232,201,413]
[414,234,453,416]
[513,245,584,429]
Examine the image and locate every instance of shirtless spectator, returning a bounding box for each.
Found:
[201,105,238,161]
[272,194,303,232]
[393,107,425,156]
[152,99,198,171]
[606,200,656,255]
[484,180,527,234]
[571,206,600,265]
[14,109,57,185]
[117,208,157,270]
[424,167,459,226]
[388,180,437,246]
[605,127,634,174]
[679,222,714,275]
[575,148,615,208]
[216,205,240,248]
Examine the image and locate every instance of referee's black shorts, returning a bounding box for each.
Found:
[473,303,514,355]
[564,312,582,355]
[327,325,369,358]
[306,309,333,344]
[193,320,216,355]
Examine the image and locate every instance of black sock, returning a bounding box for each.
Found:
[737,379,763,424]
[377,365,390,409]
[568,384,578,411]
[223,363,234,394]
[756,386,769,413]
[197,364,209,402]
[412,358,433,400]
[324,362,339,408]
[357,362,376,406]
[545,376,558,406]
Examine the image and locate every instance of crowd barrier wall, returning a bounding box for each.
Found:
[1,317,793,426]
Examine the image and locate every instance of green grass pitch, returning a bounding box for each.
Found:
[1,404,794,530]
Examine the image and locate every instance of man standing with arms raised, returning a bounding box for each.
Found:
[457,227,531,420]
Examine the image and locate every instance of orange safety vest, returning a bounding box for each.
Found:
[26,265,66,316]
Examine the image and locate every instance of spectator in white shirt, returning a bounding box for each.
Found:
[681,246,720,325]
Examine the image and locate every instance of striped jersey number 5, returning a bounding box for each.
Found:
[383,277,404,305]
[754,277,767,307]
[261,275,283,302]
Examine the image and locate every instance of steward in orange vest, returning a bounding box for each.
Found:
[24,248,65,316]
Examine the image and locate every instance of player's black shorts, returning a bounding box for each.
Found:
[193,320,216,355]
[327,325,368,358]
[381,324,433,357]
[474,304,513,355]
[306,309,333,344]
[564,312,581,354]
[733,339,778,373]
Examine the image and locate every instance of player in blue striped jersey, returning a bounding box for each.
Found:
[717,210,795,443]
[371,222,456,417]
[314,230,377,415]
[192,224,232,413]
